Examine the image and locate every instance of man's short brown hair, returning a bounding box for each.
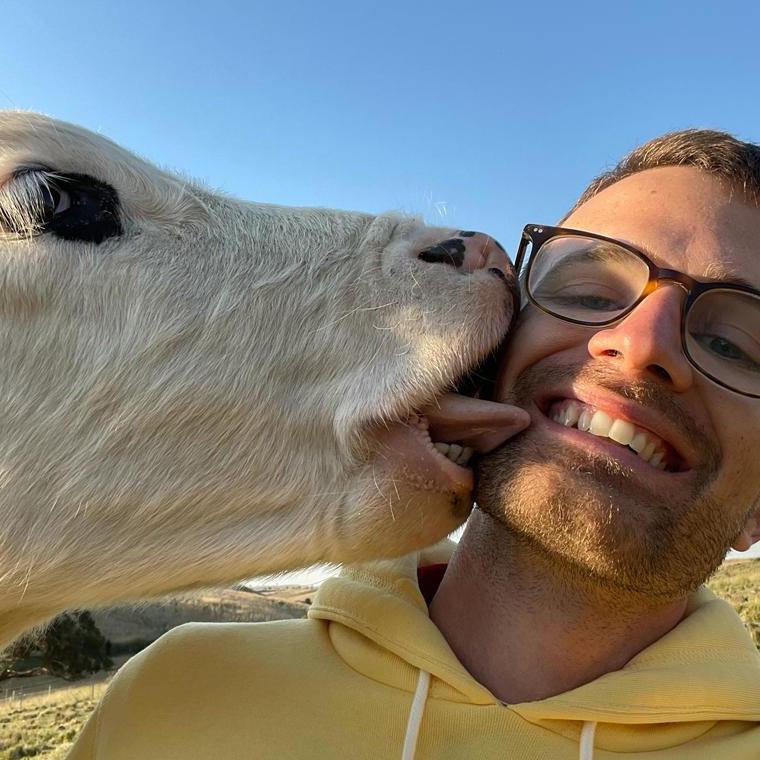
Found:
[569,129,760,216]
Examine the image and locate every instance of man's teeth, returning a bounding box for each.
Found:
[433,441,474,466]
[550,400,669,471]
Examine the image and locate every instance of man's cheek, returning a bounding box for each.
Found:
[493,312,546,399]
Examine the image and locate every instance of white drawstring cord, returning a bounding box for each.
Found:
[579,721,597,760]
[402,670,596,760]
[401,670,431,760]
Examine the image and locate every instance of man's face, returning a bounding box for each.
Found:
[476,166,760,600]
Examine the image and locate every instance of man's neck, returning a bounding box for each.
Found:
[428,510,688,704]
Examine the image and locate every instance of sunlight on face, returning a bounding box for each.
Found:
[477,167,760,598]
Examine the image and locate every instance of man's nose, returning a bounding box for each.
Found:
[586,283,695,390]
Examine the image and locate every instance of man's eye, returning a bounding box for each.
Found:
[697,334,759,368]
[539,283,627,312]
[550,294,620,310]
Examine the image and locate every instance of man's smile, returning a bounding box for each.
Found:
[532,387,697,477]
[548,399,674,470]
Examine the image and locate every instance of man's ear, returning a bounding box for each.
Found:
[731,505,760,552]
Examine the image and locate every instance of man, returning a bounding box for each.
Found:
[69,130,760,759]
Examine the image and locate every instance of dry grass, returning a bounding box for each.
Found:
[0,686,105,759]
[706,558,760,647]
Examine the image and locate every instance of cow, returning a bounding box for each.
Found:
[0,112,521,648]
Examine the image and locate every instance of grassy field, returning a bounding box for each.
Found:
[1,560,758,758]
[705,558,760,647]
[0,685,105,759]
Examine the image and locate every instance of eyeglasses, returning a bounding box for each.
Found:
[514,224,760,398]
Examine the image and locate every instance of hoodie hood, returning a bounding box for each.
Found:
[309,542,760,757]
[309,542,496,705]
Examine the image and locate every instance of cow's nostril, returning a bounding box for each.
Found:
[418,232,510,275]
[418,237,466,268]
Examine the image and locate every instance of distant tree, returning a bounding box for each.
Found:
[0,611,112,681]
[44,611,113,679]
[0,634,34,679]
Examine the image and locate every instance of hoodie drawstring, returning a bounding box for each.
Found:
[579,721,597,760]
[401,670,597,760]
[401,669,430,760]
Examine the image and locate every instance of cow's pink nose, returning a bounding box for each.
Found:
[417,230,509,277]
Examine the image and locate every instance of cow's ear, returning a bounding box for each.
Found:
[731,506,760,552]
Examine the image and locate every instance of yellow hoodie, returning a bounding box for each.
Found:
[69,545,760,759]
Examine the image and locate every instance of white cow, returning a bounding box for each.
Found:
[0,112,521,648]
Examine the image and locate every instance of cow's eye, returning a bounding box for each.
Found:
[0,168,122,244]
[42,181,72,219]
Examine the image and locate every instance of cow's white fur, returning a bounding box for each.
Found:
[0,112,515,647]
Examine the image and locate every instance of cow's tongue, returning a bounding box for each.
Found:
[421,392,530,453]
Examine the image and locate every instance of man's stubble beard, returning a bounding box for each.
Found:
[474,363,750,603]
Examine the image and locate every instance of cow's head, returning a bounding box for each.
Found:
[0,112,518,631]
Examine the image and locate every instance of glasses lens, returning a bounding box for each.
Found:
[527,236,650,323]
[685,289,760,396]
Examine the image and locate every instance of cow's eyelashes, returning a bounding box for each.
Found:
[0,168,55,237]
[0,169,122,244]
[0,169,75,237]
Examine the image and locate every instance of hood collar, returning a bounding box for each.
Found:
[309,543,760,726]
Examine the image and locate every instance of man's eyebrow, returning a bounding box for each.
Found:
[586,242,633,262]
[700,262,757,289]
[623,239,758,289]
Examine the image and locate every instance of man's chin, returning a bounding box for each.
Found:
[474,445,733,603]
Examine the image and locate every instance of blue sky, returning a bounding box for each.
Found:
[5,1,760,246]
[4,1,759,568]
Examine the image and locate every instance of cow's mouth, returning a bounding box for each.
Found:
[373,350,524,493]
[377,410,475,489]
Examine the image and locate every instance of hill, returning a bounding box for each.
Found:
[89,586,314,648]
